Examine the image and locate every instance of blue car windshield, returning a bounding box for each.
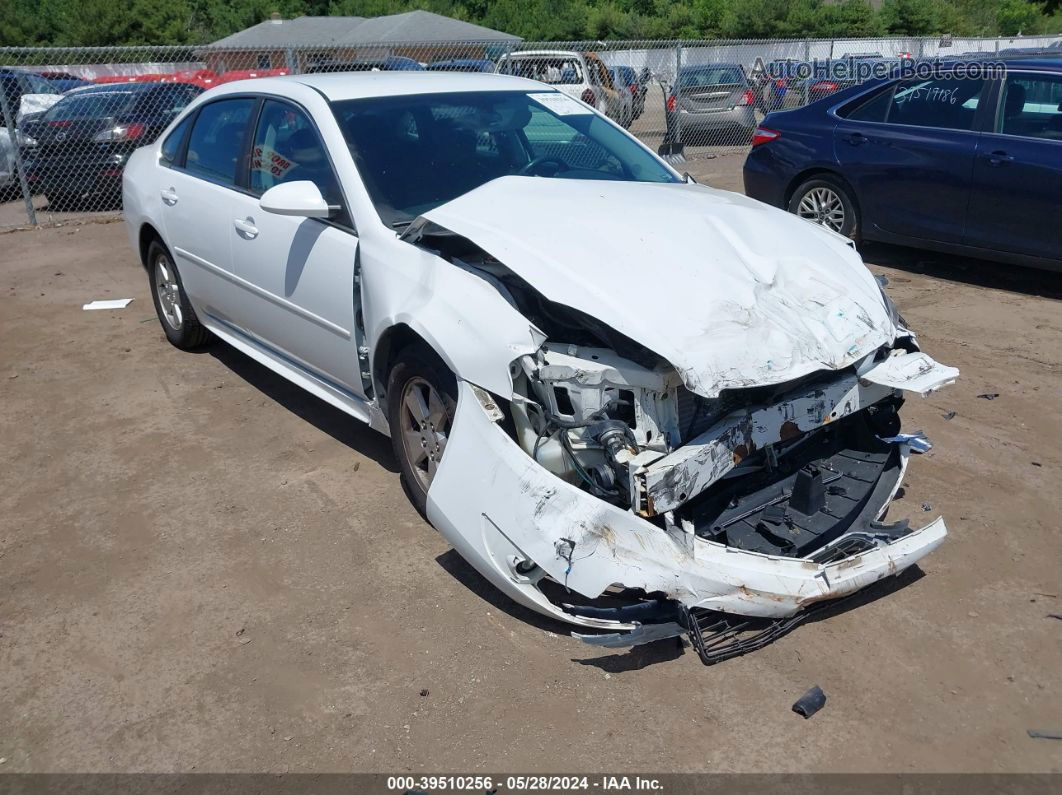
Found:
[331,90,678,226]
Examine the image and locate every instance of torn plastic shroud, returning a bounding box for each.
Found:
[676,405,910,559]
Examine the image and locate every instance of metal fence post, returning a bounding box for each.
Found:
[285,47,298,74]
[0,87,36,227]
[802,38,811,107]
[673,42,683,145]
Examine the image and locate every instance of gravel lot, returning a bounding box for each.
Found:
[1,155,1060,773]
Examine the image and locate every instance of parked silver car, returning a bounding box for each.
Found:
[665,63,758,143]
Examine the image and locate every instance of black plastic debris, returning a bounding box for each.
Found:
[977,393,1000,400]
[762,503,787,524]
[1027,729,1062,740]
[792,686,827,719]
[1032,461,1043,467]
[921,502,932,512]
[943,410,957,421]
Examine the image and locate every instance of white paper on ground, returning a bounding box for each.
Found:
[83,299,134,310]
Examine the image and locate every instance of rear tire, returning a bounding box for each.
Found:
[788,175,860,240]
[387,345,458,516]
[147,240,210,350]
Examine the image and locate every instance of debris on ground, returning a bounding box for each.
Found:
[82,298,133,311]
[977,393,1000,400]
[942,410,957,420]
[1027,729,1062,740]
[1031,461,1042,467]
[792,686,827,719]
[419,689,429,697]
[921,502,932,512]
[1047,614,1062,621]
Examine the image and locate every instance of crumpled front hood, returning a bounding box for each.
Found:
[423,176,896,398]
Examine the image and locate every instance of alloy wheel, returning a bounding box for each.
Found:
[154,253,183,331]
[797,186,845,232]
[399,376,451,492]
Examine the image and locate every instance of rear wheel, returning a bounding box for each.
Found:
[788,175,859,240]
[387,346,457,515]
[147,240,210,350]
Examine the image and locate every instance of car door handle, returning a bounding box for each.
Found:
[160,188,178,205]
[233,218,259,239]
[983,150,1014,166]
[844,132,867,146]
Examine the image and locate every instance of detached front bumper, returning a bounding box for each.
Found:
[427,381,947,630]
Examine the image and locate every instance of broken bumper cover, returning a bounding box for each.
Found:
[427,381,947,630]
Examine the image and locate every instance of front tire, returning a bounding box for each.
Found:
[147,240,210,350]
[788,175,860,240]
[387,346,457,516]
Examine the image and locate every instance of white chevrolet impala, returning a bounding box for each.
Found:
[124,72,958,661]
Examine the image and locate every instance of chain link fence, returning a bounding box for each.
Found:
[2,34,1060,228]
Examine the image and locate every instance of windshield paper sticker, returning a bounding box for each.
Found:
[530,92,592,115]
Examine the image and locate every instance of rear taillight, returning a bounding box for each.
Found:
[93,122,146,143]
[580,88,596,107]
[775,78,785,88]
[629,84,637,94]
[751,127,781,147]
[737,89,755,106]
[812,81,840,93]
[666,94,677,112]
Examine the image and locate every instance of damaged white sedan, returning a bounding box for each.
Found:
[124,72,958,662]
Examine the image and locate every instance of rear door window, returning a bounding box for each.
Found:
[843,85,896,122]
[184,97,255,186]
[997,73,1062,141]
[884,76,987,131]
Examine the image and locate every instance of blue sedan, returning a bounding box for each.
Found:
[743,59,1062,270]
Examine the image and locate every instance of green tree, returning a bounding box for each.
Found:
[996,0,1046,33]
[879,0,941,34]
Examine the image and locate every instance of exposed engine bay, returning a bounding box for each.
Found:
[404,216,958,663]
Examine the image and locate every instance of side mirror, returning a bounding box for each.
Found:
[259,180,332,218]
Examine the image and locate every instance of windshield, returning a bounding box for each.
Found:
[332,90,678,227]
[43,90,138,121]
[499,57,585,85]
[679,66,745,88]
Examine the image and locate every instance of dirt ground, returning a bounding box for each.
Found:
[1,155,1060,774]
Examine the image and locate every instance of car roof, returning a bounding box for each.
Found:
[503,50,582,58]
[429,59,492,66]
[1001,58,1062,71]
[681,63,743,70]
[211,71,544,101]
[62,82,166,95]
